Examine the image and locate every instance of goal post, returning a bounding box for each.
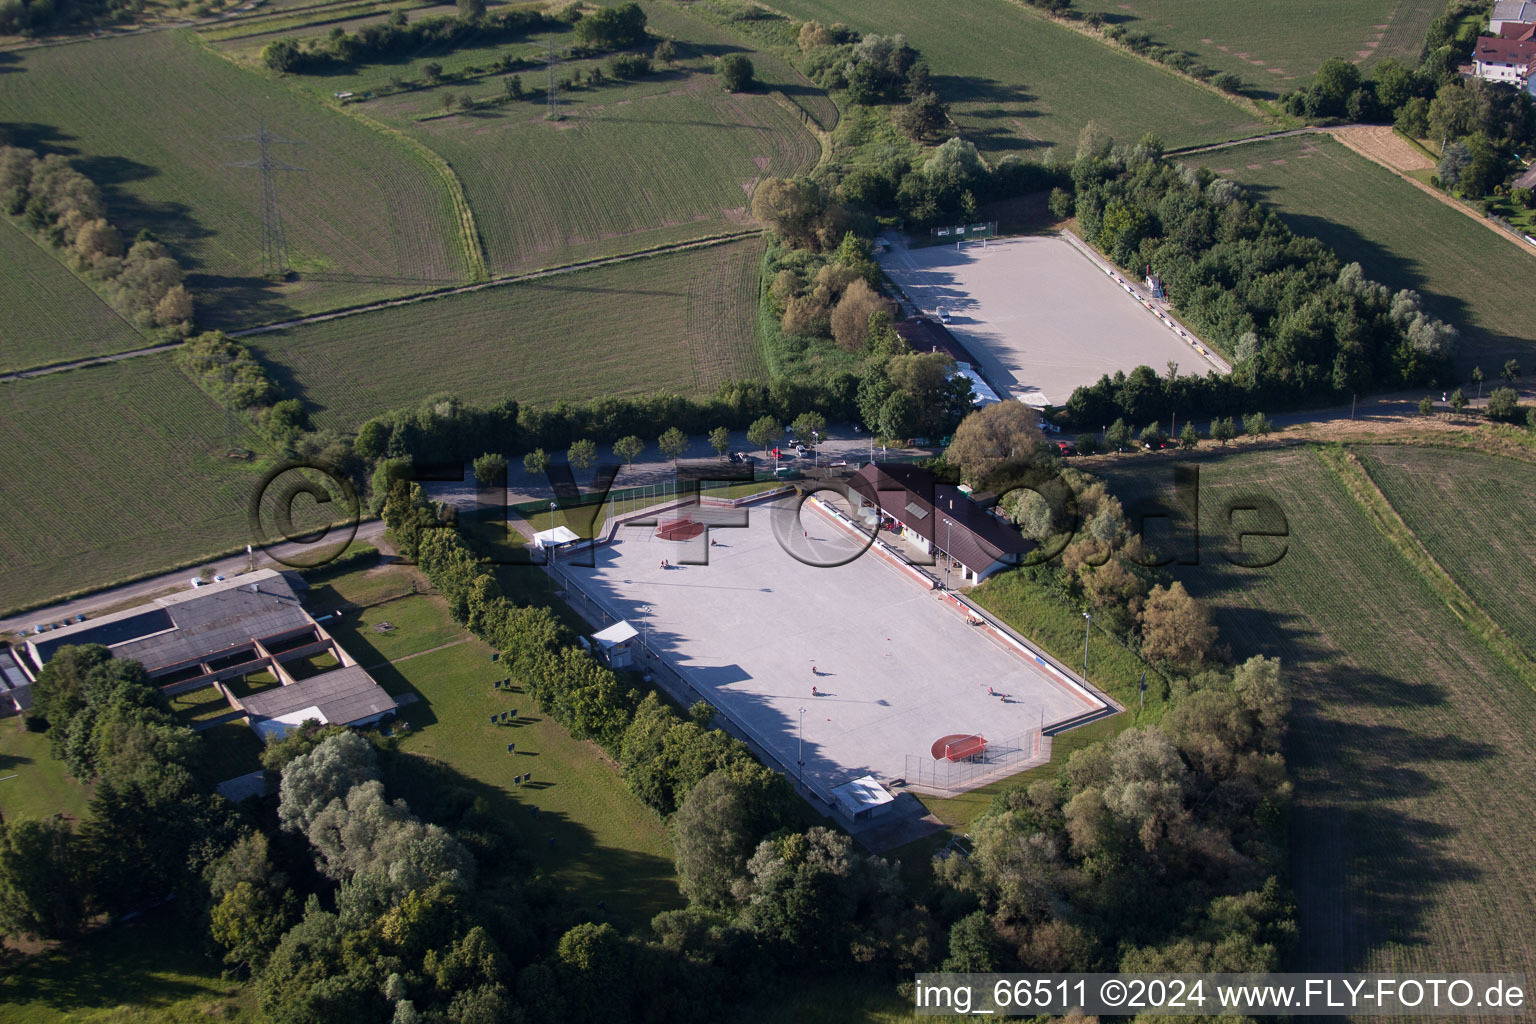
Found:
[932,221,998,249]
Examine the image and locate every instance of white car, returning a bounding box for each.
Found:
[937,307,952,323]
[189,577,204,587]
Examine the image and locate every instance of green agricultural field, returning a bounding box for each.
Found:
[0,355,267,615]
[0,30,468,327]
[768,0,1264,155]
[1097,445,1536,982]
[0,222,146,374]
[1071,0,1442,99]
[411,76,815,276]
[1193,135,1536,365]
[214,0,822,277]
[0,721,90,824]
[246,236,766,429]
[1356,445,1536,657]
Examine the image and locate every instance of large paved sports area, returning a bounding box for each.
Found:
[557,493,1102,801]
[880,234,1225,406]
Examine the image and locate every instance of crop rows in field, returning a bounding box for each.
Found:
[0,221,145,373]
[1356,445,1536,658]
[0,356,270,613]
[247,237,767,429]
[415,78,816,275]
[1070,0,1442,99]
[1097,446,1536,981]
[1192,135,1536,365]
[0,30,467,328]
[768,0,1263,155]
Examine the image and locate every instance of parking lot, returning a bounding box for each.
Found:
[558,493,1098,800]
[881,234,1225,407]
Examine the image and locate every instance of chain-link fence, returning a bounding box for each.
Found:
[903,731,1045,793]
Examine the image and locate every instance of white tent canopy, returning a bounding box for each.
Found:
[533,525,580,549]
[591,621,639,649]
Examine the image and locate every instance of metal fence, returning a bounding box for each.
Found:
[903,731,1044,793]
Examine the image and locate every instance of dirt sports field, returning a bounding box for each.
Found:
[557,493,1102,800]
[880,235,1225,407]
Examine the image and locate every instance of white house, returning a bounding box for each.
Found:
[1472,34,1536,85]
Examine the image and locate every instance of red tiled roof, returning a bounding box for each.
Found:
[1474,34,1536,64]
[850,462,1036,574]
[1499,22,1536,39]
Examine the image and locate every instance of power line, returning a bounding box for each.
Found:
[546,37,560,121]
[226,124,305,279]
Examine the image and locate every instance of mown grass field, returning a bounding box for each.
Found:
[323,592,468,665]
[1097,445,1536,981]
[0,222,145,374]
[1071,0,1442,99]
[0,915,257,1024]
[0,356,266,615]
[1193,135,1536,366]
[1356,444,1536,657]
[0,721,90,824]
[768,0,1264,155]
[303,556,681,923]
[0,30,467,327]
[247,236,767,429]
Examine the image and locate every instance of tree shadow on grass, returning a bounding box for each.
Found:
[0,120,75,152]
[1287,672,1493,971]
[0,912,239,1017]
[0,751,33,772]
[381,736,684,925]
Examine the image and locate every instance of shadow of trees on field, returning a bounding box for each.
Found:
[380,693,683,925]
[1098,449,1497,971]
[930,75,1050,154]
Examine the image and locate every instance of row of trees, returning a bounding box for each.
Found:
[262,5,557,73]
[1,145,194,334]
[0,0,141,36]
[1058,139,1458,426]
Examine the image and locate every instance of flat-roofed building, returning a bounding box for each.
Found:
[16,569,394,737]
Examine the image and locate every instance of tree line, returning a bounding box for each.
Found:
[0,0,141,37]
[1,145,195,336]
[261,5,560,74]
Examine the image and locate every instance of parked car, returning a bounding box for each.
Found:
[1056,441,1076,456]
[189,577,204,588]
[1037,420,1061,434]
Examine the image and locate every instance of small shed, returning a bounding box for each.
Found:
[532,525,580,549]
[591,620,639,668]
[831,775,897,822]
